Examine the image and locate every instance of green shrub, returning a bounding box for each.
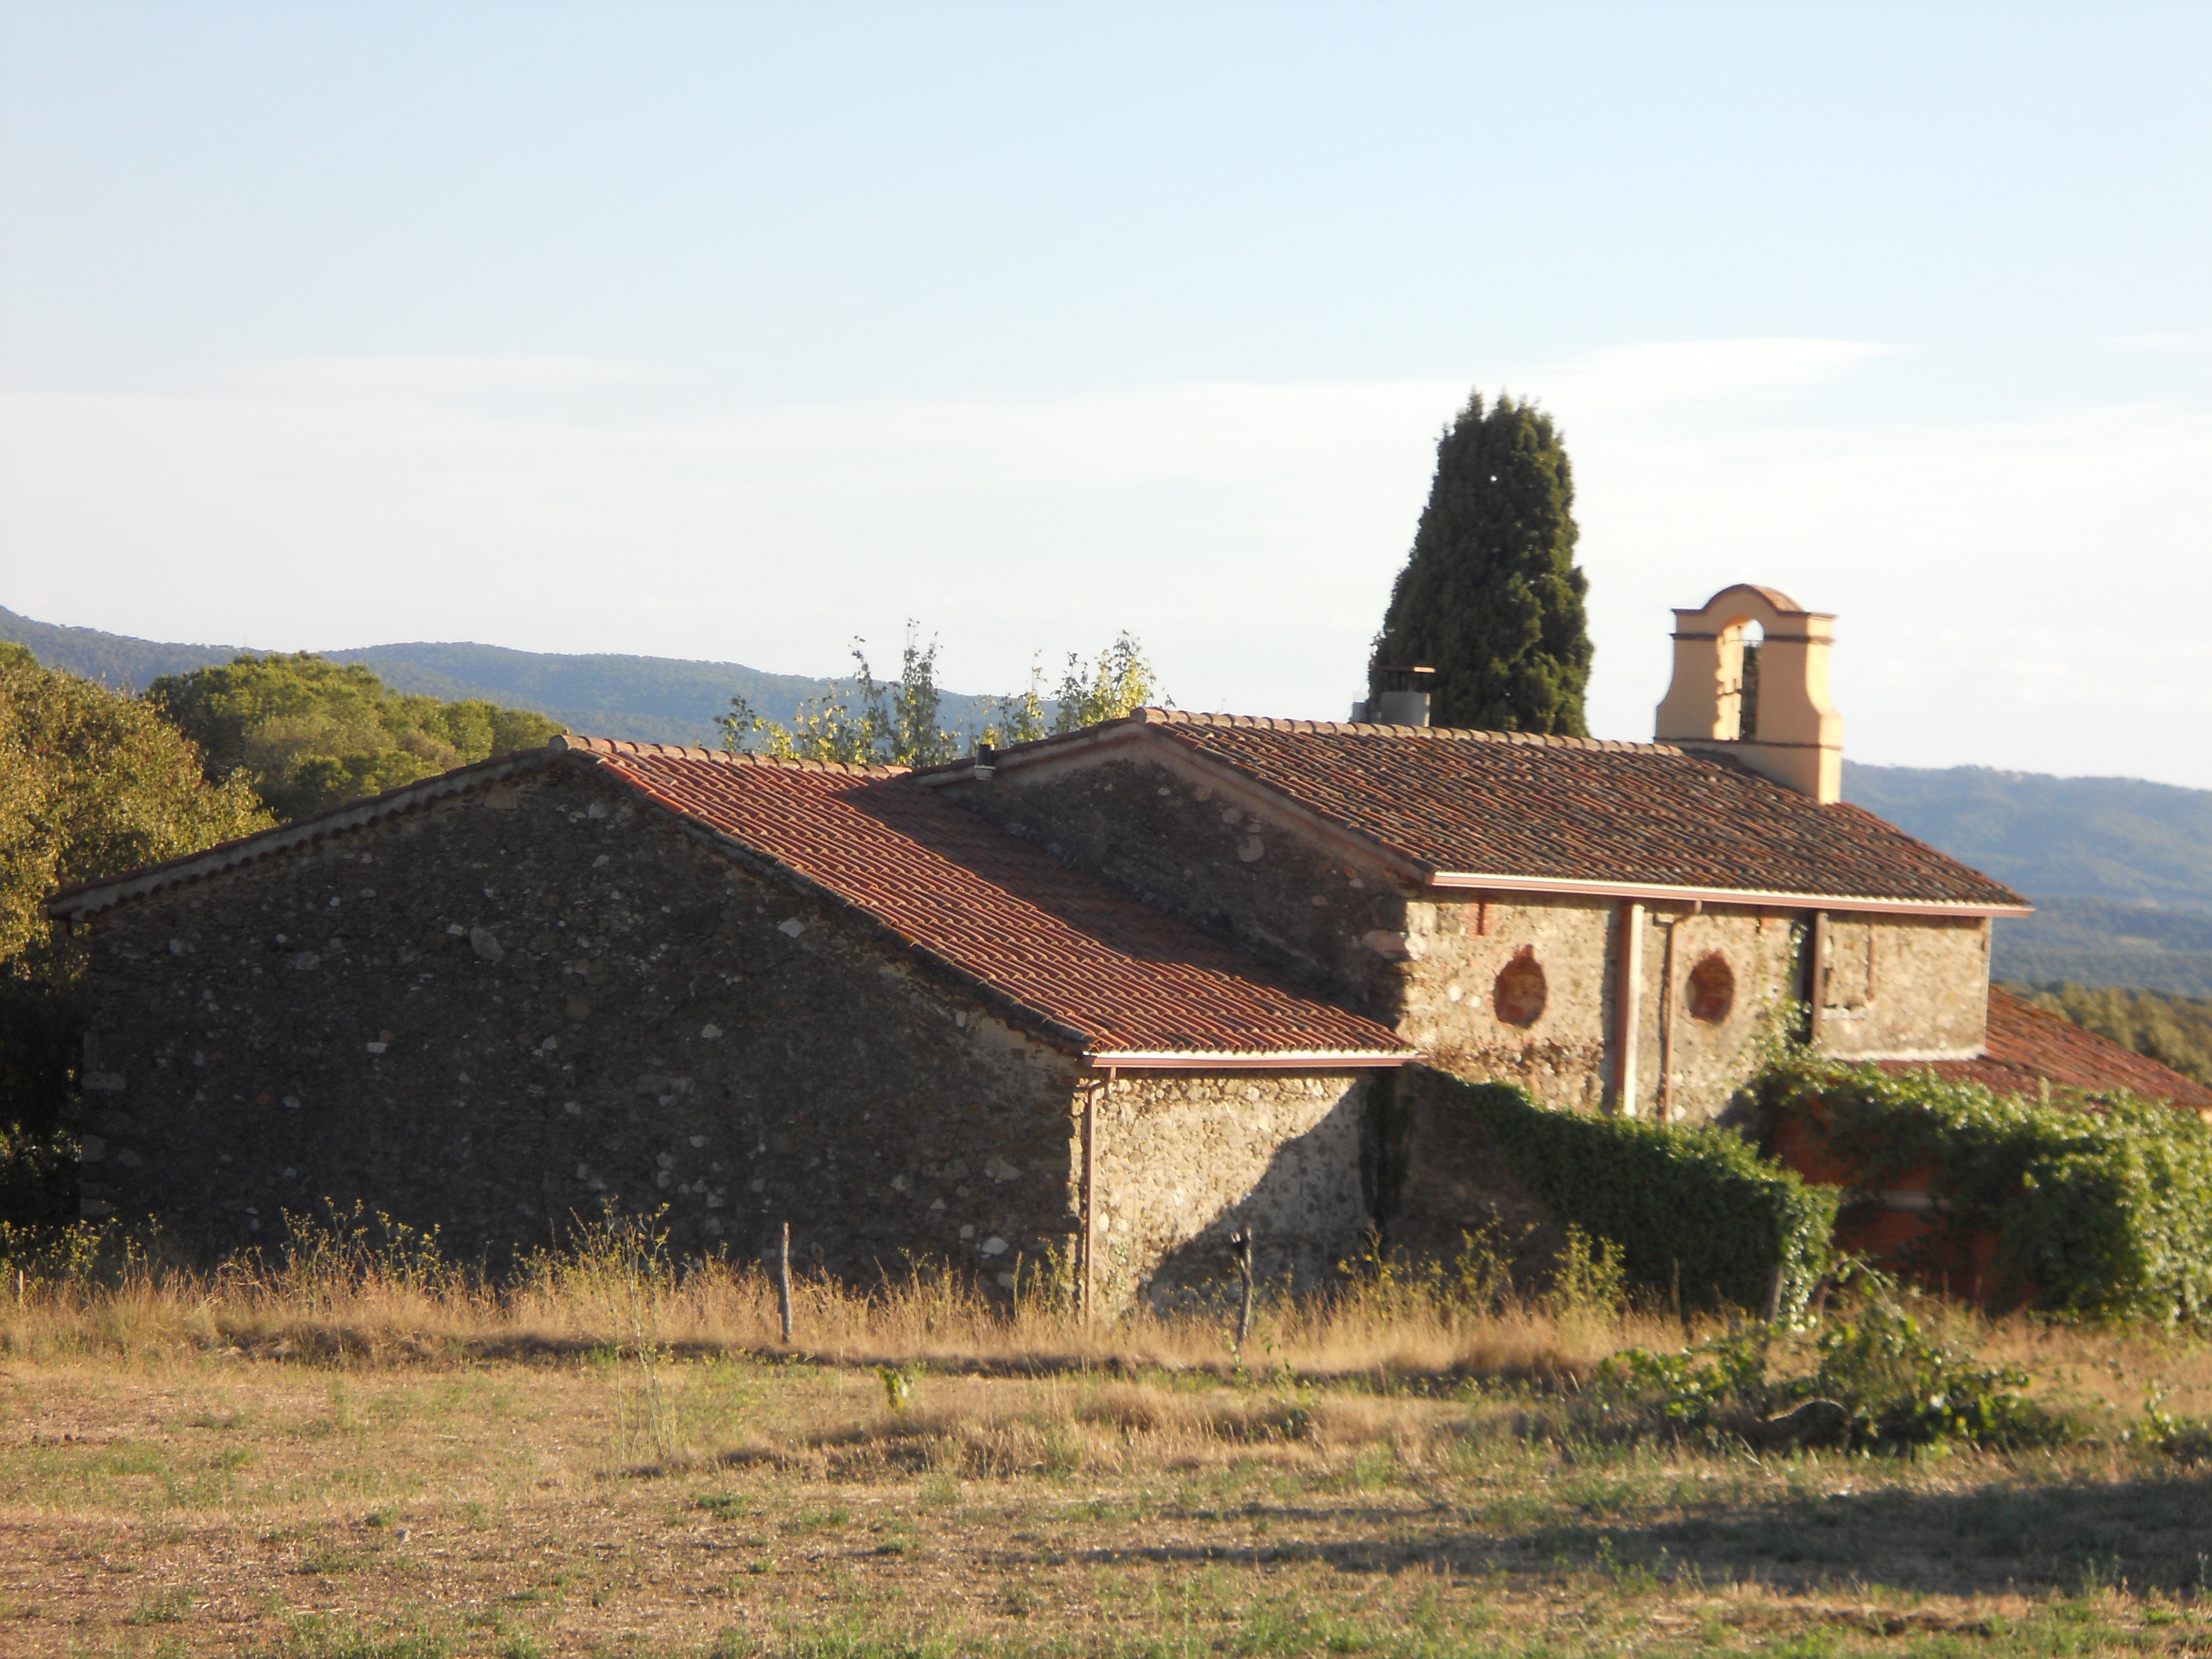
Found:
[1597,1270,2077,1453]
[1446,1077,1838,1319]
[1749,1056,2212,1322]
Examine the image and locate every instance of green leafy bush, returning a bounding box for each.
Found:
[1447,1077,1838,1318]
[1597,1273,2074,1453]
[1749,1056,2212,1322]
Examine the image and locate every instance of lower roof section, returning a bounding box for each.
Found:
[565,739,1415,1069]
[1881,988,2212,1112]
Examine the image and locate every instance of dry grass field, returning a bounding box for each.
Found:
[6,1221,2212,1658]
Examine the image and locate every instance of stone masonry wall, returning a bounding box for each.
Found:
[1816,916,1990,1059]
[937,749,1411,1018]
[74,758,1088,1280]
[1090,1070,1372,1311]
[1394,894,1616,1112]
[1625,906,1808,1123]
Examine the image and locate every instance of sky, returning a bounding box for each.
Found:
[2,1,2208,784]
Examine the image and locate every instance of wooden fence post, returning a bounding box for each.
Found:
[1231,1229,1256,1354]
[777,1221,794,1345]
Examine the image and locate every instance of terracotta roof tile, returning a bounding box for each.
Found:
[995,711,2021,910]
[1884,988,2212,1110]
[567,739,1410,1066]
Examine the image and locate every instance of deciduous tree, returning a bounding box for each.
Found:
[150,654,562,821]
[1,645,273,1221]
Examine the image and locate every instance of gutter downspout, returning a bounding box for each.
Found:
[1613,901,1646,1115]
[1082,1070,1110,1322]
[1655,900,1703,1122]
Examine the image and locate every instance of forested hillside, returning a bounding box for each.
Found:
[149,655,565,821]
[1843,761,2212,995]
[0,606,999,748]
[1844,761,2212,911]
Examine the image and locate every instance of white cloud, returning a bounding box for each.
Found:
[239,356,673,398]
[3,343,2208,786]
[2110,335,2212,355]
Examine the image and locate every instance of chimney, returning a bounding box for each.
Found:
[1355,665,1434,727]
[1654,584,1841,801]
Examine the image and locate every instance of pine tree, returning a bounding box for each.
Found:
[1368,390,1593,734]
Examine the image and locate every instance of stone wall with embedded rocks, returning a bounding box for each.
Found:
[1395,894,1619,1113]
[72,757,1090,1279]
[1089,1070,1373,1310]
[1815,915,1990,1060]
[1405,898,1810,1123]
[1619,906,1807,1123]
[935,749,1412,1018]
[1384,1065,1567,1280]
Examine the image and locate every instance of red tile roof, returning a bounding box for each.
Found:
[961,711,2025,912]
[564,739,1412,1067]
[1884,988,2212,1110]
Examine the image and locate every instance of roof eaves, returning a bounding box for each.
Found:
[1426,870,2034,917]
[45,745,564,922]
[553,735,905,779]
[1083,1047,1418,1071]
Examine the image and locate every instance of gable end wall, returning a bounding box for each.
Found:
[72,762,1086,1276]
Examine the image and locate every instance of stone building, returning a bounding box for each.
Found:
[48,583,2201,1301]
[51,740,1410,1307]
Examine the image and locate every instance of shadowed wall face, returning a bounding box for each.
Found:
[938,748,1408,1015]
[71,760,1397,1306]
[72,764,1087,1274]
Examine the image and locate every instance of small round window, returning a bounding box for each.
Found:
[1493,948,1548,1027]
[1686,952,1735,1024]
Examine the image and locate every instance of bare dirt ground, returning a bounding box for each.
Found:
[8,1348,2212,1657]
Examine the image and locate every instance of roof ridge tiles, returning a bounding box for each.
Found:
[1133,707,1682,754]
[553,734,906,778]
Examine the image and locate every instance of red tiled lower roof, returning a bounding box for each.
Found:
[565,739,1411,1067]
[953,711,2025,912]
[1880,988,2212,1110]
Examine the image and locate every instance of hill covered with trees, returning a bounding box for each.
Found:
[0,606,999,749]
[148,655,565,822]
[1843,761,2212,997]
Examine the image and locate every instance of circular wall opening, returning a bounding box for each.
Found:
[1492,949,1548,1027]
[1686,951,1735,1024]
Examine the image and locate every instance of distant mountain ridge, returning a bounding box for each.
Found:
[0,605,1000,748]
[1841,761,2212,916]
[10,604,2212,996]
[1839,761,2212,996]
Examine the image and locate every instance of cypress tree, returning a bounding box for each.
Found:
[1368,390,1593,735]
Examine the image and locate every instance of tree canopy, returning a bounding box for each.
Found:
[1368,391,1593,735]
[2,645,276,1214]
[149,654,564,823]
[719,627,1162,765]
[1,645,270,969]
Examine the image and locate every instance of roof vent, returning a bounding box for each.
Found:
[1355,665,1434,728]
[972,742,997,781]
